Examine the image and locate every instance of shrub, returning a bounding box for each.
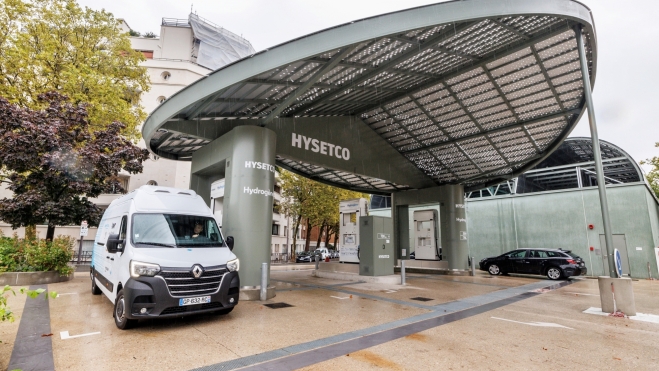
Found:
[0,236,73,275]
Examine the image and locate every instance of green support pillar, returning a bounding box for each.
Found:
[440,184,469,270]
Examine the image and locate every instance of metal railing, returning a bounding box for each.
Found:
[270,253,290,264]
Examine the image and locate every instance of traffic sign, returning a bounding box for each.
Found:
[80,220,88,237]
[614,248,623,278]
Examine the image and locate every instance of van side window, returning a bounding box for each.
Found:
[119,216,128,240]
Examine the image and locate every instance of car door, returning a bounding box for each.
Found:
[523,250,548,275]
[507,250,529,273]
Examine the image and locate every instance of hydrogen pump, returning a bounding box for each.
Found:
[413,210,441,260]
[338,198,368,263]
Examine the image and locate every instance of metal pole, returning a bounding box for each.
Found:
[575,26,617,278]
[401,260,406,285]
[76,237,83,265]
[315,254,319,270]
[260,262,268,301]
[470,256,476,277]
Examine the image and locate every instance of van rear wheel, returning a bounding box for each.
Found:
[91,271,101,295]
[114,290,137,330]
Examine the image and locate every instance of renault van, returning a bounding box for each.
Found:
[91,186,240,329]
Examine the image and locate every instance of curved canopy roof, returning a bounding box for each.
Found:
[143,0,597,193]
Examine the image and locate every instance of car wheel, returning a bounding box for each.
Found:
[216,307,234,315]
[91,271,101,295]
[488,264,500,275]
[546,267,563,280]
[114,289,137,330]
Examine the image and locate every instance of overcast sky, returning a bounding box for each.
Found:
[77,0,659,170]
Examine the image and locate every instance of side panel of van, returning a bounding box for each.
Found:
[92,201,130,302]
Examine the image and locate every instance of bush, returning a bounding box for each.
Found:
[0,235,74,275]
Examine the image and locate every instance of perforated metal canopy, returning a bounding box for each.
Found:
[143,0,597,193]
[466,138,643,198]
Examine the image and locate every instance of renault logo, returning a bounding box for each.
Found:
[191,265,203,278]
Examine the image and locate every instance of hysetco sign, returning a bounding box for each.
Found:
[291,133,350,160]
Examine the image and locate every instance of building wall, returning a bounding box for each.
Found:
[467,183,659,279]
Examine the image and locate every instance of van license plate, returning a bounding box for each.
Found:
[179,296,211,306]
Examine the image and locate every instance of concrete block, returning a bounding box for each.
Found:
[239,286,276,301]
[598,276,636,316]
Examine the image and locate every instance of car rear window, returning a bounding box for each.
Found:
[567,252,581,259]
[546,251,565,258]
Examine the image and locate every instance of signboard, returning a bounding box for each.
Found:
[614,248,623,278]
[210,179,225,198]
[80,220,88,237]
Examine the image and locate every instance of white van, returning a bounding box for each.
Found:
[315,247,330,260]
[91,186,240,329]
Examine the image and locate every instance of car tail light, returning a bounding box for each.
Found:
[566,259,577,265]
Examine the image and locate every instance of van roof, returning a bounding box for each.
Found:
[108,186,209,215]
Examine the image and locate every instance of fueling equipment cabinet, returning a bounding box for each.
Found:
[359,216,394,276]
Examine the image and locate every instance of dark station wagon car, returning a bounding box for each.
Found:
[479,248,587,280]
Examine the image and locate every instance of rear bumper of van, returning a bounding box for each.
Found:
[122,271,240,319]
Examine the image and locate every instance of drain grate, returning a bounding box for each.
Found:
[410,297,434,302]
[263,302,294,309]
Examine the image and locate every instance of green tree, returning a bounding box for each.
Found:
[641,142,659,198]
[280,171,314,260]
[0,0,149,139]
[0,93,150,240]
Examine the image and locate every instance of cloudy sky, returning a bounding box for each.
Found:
[77,0,659,170]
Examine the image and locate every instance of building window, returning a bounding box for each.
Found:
[272,224,279,236]
[284,226,287,237]
[161,71,171,80]
[109,175,129,194]
[138,50,153,59]
[274,185,281,194]
[273,202,281,214]
[275,244,280,253]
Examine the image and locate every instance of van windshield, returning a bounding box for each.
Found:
[132,214,225,248]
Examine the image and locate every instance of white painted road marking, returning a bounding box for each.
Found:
[384,290,397,294]
[583,307,659,324]
[330,296,350,300]
[491,317,574,329]
[56,293,77,297]
[60,331,101,340]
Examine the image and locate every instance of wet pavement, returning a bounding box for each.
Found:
[1,270,658,370]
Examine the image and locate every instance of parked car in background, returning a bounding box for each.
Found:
[315,247,330,260]
[479,248,587,280]
[409,251,416,260]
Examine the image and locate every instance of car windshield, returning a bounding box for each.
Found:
[132,214,224,248]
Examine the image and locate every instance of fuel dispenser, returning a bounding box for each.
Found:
[339,198,368,263]
[359,216,394,276]
[210,179,225,228]
[413,210,441,260]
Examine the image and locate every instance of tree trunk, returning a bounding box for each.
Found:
[304,219,312,252]
[46,224,55,241]
[25,224,37,241]
[324,228,332,249]
[316,222,325,249]
[291,215,302,262]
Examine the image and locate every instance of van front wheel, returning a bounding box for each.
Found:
[114,290,137,330]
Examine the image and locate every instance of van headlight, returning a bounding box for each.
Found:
[227,258,239,272]
[130,260,161,278]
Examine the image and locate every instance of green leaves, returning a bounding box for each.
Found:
[0,236,74,275]
[0,0,149,139]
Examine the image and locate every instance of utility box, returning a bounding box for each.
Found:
[359,216,394,276]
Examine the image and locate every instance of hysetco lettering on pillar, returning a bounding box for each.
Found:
[291,133,351,161]
[243,161,276,197]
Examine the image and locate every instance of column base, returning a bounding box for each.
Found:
[239,286,276,301]
[597,276,636,316]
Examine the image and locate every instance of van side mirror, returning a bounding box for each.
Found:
[226,236,234,251]
[107,234,125,253]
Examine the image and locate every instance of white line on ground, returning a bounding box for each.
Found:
[60,331,101,340]
[330,296,350,300]
[583,307,659,324]
[56,293,77,297]
[491,317,574,329]
[565,292,599,296]
[384,290,397,294]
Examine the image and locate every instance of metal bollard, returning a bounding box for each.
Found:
[471,256,476,276]
[315,255,320,270]
[401,260,406,285]
[260,262,268,301]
